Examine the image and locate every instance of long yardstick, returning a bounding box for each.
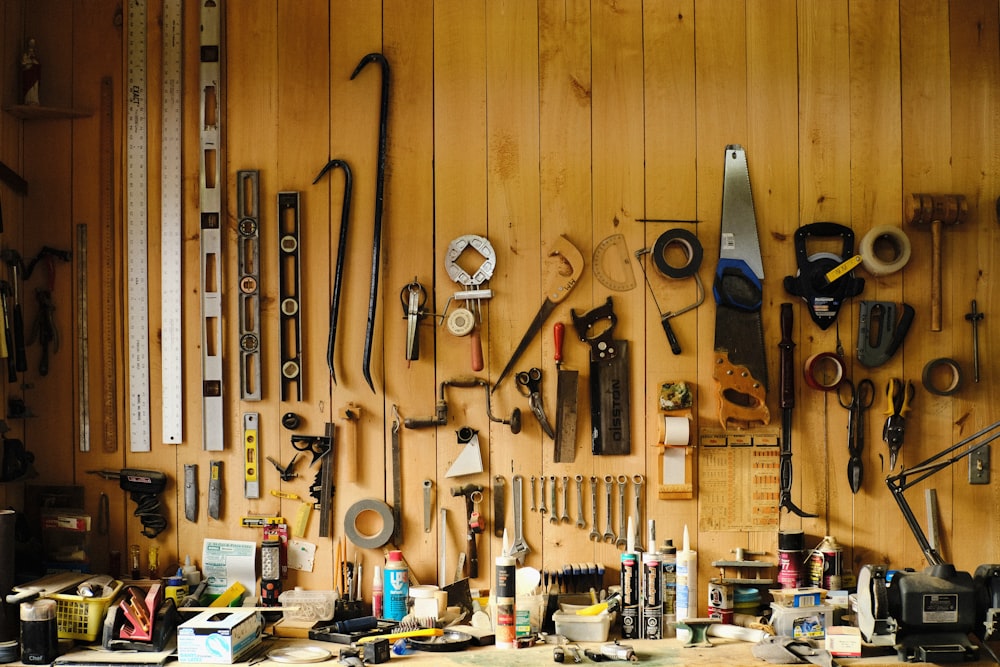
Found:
[493,235,584,392]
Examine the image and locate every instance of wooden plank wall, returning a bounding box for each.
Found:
[1,0,999,610]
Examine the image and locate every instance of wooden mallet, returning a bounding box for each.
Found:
[905,193,967,332]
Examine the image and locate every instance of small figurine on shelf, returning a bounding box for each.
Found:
[21,38,40,105]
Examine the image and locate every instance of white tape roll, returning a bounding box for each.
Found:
[859,225,911,276]
[660,416,691,446]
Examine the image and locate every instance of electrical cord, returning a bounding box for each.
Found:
[130,491,167,538]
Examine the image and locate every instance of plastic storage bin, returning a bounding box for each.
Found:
[552,610,612,642]
[769,602,833,639]
[277,588,337,623]
[51,579,124,641]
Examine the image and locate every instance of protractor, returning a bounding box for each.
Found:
[592,233,637,291]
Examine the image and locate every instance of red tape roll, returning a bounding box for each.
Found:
[803,352,845,391]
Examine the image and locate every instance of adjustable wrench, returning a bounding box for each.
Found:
[509,475,530,564]
[602,475,616,543]
[589,476,601,541]
[560,475,571,523]
[616,475,628,548]
[529,475,537,511]
[549,475,558,524]
[539,475,548,515]
[632,474,644,550]
[575,475,585,528]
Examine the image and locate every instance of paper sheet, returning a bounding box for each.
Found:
[202,539,256,596]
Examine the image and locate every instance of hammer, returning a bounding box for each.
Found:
[450,483,483,579]
[905,193,967,332]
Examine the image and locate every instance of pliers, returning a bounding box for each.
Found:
[516,367,555,439]
[882,377,913,471]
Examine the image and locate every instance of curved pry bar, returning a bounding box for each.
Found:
[351,53,390,393]
[313,159,353,384]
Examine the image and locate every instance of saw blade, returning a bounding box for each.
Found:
[714,305,768,391]
[720,145,764,280]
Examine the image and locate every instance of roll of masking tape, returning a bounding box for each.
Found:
[344,499,396,549]
[922,357,963,396]
[803,352,845,391]
[659,415,691,446]
[859,225,912,276]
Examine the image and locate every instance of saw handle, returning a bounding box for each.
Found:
[470,326,484,372]
[660,317,682,355]
[553,322,564,363]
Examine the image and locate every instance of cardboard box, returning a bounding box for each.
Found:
[825,626,862,657]
[177,609,262,664]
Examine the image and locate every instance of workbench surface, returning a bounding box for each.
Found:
[43,637,1000,667]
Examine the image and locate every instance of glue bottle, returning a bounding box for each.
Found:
[383,551,409,621]
[495,553,516,649]
[372,565,384,618]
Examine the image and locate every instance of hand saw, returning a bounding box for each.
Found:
[713,145,769,428]
[493,235,584,392]
[571,297,630,455]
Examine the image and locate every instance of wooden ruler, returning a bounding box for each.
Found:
[161,0,184,444]
[99,76,118,454]
[125,0,151,452]
[76,223,89,453]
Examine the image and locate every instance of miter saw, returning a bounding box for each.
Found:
[856,420,1000,663]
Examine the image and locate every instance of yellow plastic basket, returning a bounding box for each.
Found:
[51,580,123,642]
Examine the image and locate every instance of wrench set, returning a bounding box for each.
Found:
[494,472,644,559]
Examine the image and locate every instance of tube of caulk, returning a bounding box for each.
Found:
[372,565,383,618]
[495,529,516,649]
[675,525,698,641]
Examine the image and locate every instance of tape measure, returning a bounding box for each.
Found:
[593,234,637,291]
[125,0,151,452]
[160,0,184,444]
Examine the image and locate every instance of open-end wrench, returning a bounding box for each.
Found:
[560,475,571,523]
[509,475,530,564]
[529,475,537,511]
[539,476,548,515]
[602,475,616,543]
[632,474,644,550]
[575,475,585,528]
[589,476,601,541]
[616,475,628,548]
[549,475,558,524]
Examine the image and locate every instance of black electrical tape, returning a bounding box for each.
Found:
[922,357,963,396]
[651,228,703,279]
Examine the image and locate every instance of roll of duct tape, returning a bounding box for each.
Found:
[803,352,845,391]
[859,225,911,276]
[344,499,396,549]
[922,357,963,396]
[651,229,703,279]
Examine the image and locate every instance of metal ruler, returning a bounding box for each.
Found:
[278,192,302,401]
[161,0,184,444]
[200,0,224,450]
[76,224,89,453]
[125,0,151,452]
[237,170,261,400]
[99,76,117,454]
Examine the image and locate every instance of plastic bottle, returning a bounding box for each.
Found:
[675,525,698,641]
[372,565,383,618]
[383,551,409,621]
[495,554,516,649]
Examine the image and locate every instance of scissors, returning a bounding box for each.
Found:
[838,377,874,494]
[883,377,914,471]
[399,279,427,362]
[516,367,555,439]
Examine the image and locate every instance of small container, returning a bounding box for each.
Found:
[20,600,58,665]
[552,610,612,642]
[769,602,833,639]
[165,570,188,606]
[277,588,337,623]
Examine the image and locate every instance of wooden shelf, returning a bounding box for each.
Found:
[4,104,93,120]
